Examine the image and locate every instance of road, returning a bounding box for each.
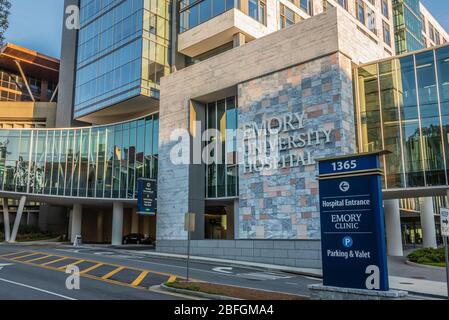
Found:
[0,243,319,300]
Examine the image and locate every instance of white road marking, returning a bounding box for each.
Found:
[212,267,233,274]
[237,272,293,281]
[0,278,77,300]
[0,263,13,271]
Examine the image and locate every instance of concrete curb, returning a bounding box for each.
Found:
[405,260,445,270]
[1,238,64,245]
[122,249,324,278]
[160,283,241,300]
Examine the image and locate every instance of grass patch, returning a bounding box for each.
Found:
[408,247,448,267]
[164,281,308,300]
[166,281,223,295]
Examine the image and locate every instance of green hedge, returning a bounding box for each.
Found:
[0,223,58,242]
[408,248,446,265]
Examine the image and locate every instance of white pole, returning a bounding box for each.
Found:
[384,199,404,256]
[444,236,449,300]
[9,196,26,243]
[70,204,82,243]
[419,197,437,248]
[112,202,124,246]
[2,198,10,242]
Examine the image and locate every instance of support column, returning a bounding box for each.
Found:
[2,198,10,242]
[131,208,139,234]
[419,197,437,249]
[26,212,38,227]
[234,199,239,240]
[70,204,82,243]
[233,32,246,48]
[384,199,403,256]
[9,196,26,243]
[96,211,104,243]
[112,202,124,245]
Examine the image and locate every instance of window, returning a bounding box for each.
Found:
[206,97,238,198]
[280,4,300,29]
[247,0,266,25]
[383,21,391,46]
[356,0,377,35]
[288,0,312,15]
[381,0,389,18]
[356,0,366,25]
[337,0,347,10]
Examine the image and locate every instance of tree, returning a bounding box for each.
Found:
[0,0,11,46]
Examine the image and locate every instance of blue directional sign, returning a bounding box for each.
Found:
[318,153,389,291]
[137,178,157,216]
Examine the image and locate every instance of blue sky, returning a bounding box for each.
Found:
[4,0,449,59]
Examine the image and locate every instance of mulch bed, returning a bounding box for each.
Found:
[167,281,309,300]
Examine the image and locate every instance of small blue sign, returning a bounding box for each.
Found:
[318,153,389,291]
[319,154,380,175]
[342,236,353,248]
[137,178,157,215]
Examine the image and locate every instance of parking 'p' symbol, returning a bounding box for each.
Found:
[342,236,353,248]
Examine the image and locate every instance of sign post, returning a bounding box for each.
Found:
[309,151,407,299]
[440,208,449,299]
[137,178,157,215]
[184,213,196,283]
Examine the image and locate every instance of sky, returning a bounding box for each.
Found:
[3,0,449,59]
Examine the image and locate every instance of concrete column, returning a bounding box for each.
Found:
[10,196,26,243]
[27,212,38,227]
[131,208,139,234]
[2,198,10,242]
[96,211,104,243]
[112,202,124,245]
[233,32,246,48]
[70,204,82,243]
[68,209,73,241]
[384,199,403,256]
[419,197,437,249]
[234,199,239,240]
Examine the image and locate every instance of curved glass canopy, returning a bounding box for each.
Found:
[0,114,159,200]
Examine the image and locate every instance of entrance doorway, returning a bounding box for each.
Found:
[204,200,236,240]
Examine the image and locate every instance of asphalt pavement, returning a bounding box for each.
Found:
[0,243,319,300]
[0,243,444,300]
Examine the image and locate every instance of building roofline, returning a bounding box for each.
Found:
[355,43,449,69]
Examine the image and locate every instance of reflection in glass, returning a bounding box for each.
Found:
[0,114,159,199]
[356,46,449,189]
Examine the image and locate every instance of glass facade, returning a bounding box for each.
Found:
[355,45,449,189]
[74,0,171,118]
[393,0,424,54]
[0,114,159,199]
[205,97,238,198]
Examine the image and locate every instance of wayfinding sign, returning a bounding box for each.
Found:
[137,178,157,215]
[441,208,449,237]
[318,152,389,291]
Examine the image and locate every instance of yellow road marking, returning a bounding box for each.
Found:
[80,263,103,274]
[24,255,53,263]
[167,275,177,283]
[0,250,195,290]
[41,257,68,266]
[131,271,149,287]
[101,266,125,280]
[0,251,27,258]
[10,252,40,260]
[58,259,85,270]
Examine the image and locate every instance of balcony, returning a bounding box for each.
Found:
[178,8,271,58]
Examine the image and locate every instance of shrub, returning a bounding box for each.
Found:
[408,248,446,264]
